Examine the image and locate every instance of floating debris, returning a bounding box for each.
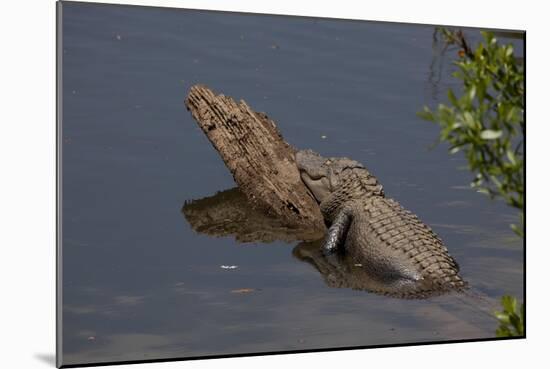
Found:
[321,135,327,139]
[87,336,96,341]
[231,288,255,294]
[220,265,238,270]
[116,34,122,41]
[353,263,363,267]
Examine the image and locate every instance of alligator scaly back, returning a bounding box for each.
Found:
[296,149,466,298]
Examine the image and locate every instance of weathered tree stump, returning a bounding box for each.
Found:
[185,85,325,239]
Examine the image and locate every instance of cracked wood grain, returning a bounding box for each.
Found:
[185,85,325,239]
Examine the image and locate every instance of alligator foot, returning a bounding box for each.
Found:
[323,207,352,255]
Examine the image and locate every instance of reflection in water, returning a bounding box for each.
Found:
[184,189,461,299]
[182,187,324,243]
[292,240,460,299]
[427,28,451,101]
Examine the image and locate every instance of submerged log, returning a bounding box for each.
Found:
[185,85,325,239]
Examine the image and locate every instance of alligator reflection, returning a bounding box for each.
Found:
[182,187,453,299]
[292,240,454,299]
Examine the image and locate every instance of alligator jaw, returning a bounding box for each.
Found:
[299,171,332,204]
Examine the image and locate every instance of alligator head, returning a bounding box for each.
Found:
[295,149,365,203]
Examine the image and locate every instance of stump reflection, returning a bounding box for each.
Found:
[182,187,324,243]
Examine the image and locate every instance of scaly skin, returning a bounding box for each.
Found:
[296,149,466,297]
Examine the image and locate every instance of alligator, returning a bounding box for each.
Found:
[295,149,466,298]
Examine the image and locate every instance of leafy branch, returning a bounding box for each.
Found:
[419,28,525,337]
[419,29,524,235]
[495,295,525,337]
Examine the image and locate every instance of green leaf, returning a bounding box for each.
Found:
[506,105,520,123]
[417,107,434,121]
[448,90,458,106]
[467,85,477,102]
[463,111,475,127]
[480,129,503,140]
[449,146,461,154]
[494,312,510,323]
[476,188,490,195]
[506,150,517,165]
[501,295,516,312]
[510,223,523,236]
[505,45,514,58]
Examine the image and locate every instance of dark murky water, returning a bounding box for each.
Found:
[60,2,524,365]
